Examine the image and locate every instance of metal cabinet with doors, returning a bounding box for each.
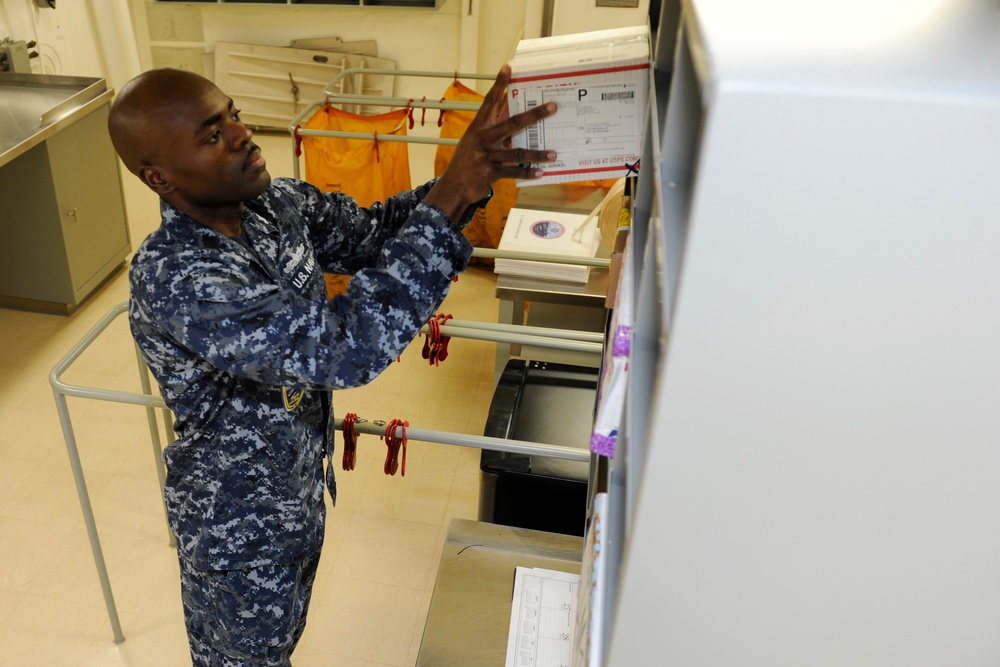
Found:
[0,74,130,314]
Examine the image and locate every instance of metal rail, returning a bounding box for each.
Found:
[49,301,596,643]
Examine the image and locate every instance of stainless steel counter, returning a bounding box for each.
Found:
[0,73,111,168]
[416,519,582,667]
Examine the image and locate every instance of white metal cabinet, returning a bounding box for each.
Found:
[605,1,1000,664]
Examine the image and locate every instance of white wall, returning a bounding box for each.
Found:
[135,0,649,92]
[0,0,140,92]
[1,0,649,92]
[0,0,102,78]
[478,0,528,85]
[1,0,649,182]
[172,0,643,92]
[139,0,471,96]
[552,0,650,36]
[201,2,462,65]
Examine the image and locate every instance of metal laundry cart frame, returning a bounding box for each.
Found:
[49,300,603,644]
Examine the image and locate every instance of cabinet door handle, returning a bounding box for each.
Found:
[66,207,78,222]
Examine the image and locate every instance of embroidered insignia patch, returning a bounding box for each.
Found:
[282,386,305,411]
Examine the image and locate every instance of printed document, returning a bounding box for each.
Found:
[504,567,581,667]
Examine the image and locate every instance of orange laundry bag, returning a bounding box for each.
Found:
[302,105,413,297]
[433,80,518,258]
[303,105,412,207]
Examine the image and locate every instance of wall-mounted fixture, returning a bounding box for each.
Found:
[0,39,30,73]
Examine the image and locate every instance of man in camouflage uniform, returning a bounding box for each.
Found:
[107,67,556,666]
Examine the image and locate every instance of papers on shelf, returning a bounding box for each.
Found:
[505,566,581,667]
[590,233,633,458]
[572,492,609,667]
[495,207,600,284]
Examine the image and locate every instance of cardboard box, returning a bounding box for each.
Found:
[507,25,651,187]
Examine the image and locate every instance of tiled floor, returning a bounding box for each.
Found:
[0,132,501,666]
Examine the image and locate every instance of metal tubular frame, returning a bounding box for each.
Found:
[424,318,605,343]
[420,318,604,354]
[472,247,611,268]
[49,301,597,643]
[49,302,169,644]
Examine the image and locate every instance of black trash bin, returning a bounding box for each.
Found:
[479,359,598,537]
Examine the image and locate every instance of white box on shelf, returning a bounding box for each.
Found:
[495,207,600,284]
[507,25,651,187]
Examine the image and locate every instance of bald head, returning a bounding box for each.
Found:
[106,68,271,228]
[108,68,218,176]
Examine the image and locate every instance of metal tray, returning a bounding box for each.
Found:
[0,72,110,168]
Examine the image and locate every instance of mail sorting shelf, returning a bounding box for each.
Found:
[49,295,604,644]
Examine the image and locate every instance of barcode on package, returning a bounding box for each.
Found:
[524,98,541,150]
[526,122,541,150]
[602,90,635,101]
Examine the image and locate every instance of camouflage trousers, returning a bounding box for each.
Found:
[177,551,321,666]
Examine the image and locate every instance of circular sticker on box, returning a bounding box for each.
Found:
[530,220,565,239]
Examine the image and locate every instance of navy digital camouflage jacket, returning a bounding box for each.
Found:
[129,177,478,570]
